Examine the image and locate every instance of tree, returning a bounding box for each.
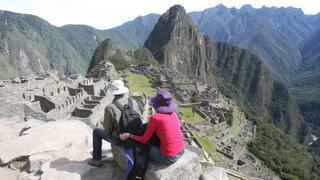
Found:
[190,93,201,116]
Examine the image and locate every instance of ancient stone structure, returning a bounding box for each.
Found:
[130,63,153,74]
[78,78,105,96]
[86,61,118,81]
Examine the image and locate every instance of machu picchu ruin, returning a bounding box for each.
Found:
[3,2,319,180]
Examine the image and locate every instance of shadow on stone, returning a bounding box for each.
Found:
[47,157,123,180]
[112,144,202,180]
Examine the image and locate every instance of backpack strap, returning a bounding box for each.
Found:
[112,100,125,135]
[113,100,124,112]
[128,96,134,109]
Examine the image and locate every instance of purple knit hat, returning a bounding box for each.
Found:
[150,90,177,113]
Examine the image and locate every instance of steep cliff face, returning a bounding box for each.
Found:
[290,30,320,135]
[210,41,303,136]
[145,5,213,83]
[145,5,304,138]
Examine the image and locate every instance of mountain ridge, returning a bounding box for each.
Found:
[144,5,304,139]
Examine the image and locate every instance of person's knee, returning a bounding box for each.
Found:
[93,128,100,137]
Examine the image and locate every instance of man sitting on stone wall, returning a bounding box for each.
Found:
[88,79,140,167]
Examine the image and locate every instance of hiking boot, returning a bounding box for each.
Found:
[88,159,103,167]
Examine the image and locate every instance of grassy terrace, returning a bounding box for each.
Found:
[195,134,230,165]
[230,107,245,136]
[195,135,215,154]
[207,128,218,136]
[124,72,156,96]
[177,107,205,124]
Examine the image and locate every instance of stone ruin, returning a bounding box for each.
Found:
[86,61,118,81]
[195,102,229,125]
[129,63,153,74]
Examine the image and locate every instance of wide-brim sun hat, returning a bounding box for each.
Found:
[107,80,129,95]
[150,89,177,113]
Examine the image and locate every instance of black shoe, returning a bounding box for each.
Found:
[88,159,103,167]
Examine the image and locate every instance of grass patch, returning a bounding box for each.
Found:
[230,106,245,136]
[195,134,230,165]
[124,72,157,96]
[177,107,205,124]
[207,128,218,136]
[195,135,215,154]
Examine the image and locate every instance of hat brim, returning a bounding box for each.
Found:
[150,95,177,113]
[108,87,129,95]
[154,101,177,114]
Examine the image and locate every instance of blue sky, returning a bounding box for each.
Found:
[0,0,319,29]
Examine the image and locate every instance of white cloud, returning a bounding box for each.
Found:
[0,0,319,29]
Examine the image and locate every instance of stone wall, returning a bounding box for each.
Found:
[24,104,54,122]
[34,95,55,113]
[72,108,93,118]
[78,79,106,96]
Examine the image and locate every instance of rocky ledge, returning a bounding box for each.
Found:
[0,114,233,180]
[112,144,202,180]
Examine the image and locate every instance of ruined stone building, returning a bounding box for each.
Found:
[86,61,118,81]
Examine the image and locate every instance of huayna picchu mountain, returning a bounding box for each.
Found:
[144,5,305,140]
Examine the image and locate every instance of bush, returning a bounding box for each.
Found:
[248,119,315,180]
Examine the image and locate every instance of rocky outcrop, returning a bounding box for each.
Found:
[0,114,206,180]
[87,38,132,72]
[0,120,92,164]
[145,5,213,83]
[200,167,229,180]
[111,144,202,180]
[0,119,115,180]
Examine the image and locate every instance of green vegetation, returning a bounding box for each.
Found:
[109,52,130,71]
[144,72,170,89]
[177,107,204,124]
[224,108,233,126]
[190,93,201,103]
[195,135,215,154]
[229,107,245,136]
[248,118,320,180]
[124,72,156,96]
[207,128,218,136]
[213,62,319,178]
[195,134,230,165]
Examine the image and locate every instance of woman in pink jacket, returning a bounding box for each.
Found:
[120,90,185,164]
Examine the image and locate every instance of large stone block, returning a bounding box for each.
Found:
[112,144,202,180]
[200,167,229,180]
[0,120,91,164]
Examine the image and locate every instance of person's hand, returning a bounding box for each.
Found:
[120,133,131,141]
